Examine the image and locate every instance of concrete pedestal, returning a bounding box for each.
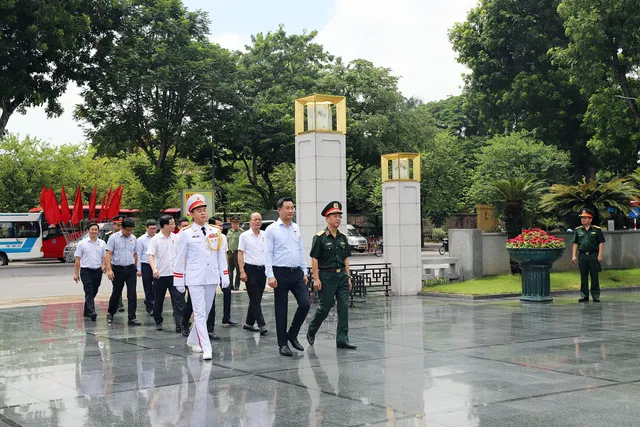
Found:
[382,181,421,295]
[295,132,347,256]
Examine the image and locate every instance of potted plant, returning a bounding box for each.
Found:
[506,228,566,302]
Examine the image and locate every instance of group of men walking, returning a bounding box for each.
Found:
[73,193,357,360]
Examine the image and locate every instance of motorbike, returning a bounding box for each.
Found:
[438,237,449,255]
[374,239,383,257]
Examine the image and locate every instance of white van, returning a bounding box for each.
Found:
[0,213,44,265]
[346,225,368,253]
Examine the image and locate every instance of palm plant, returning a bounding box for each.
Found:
[540,177,639,220]
[486,176,547,274]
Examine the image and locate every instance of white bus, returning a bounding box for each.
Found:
[0,213,44,265]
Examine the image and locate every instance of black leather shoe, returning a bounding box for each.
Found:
[90,313,97,321]
[175,325,181,333]
[243,324,259,332]
[593,298,600,303]
[208,332,220,341]
[128,319,142,326]
[83,313,92,319]
[155,323,163,331]
[337,342,357,350]
[222,319,238,326]
[307,331,315,346]
[259,326,268,336]
[578,298,589,303]
[118,307,125,312]
[181,325,190,337]
[279,345,292,357]
[287,334,304,352]
[106,314,114,323]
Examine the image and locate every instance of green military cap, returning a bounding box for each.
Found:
[112,214,124,224]
[230,215,240,222]
[322,201,343,217]
[578,208,594,218]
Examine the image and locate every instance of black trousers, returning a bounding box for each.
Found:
[228,251,241,290]
[207,283,231,331]
[182,288,192,328]
[245,264,266,327]
[153,276,186,327]
[273,267,310,347]
[108,265,137,319]
[81,267,102,315]
[141,263,154,312]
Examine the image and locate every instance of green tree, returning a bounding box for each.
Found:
[449,0,591,178]
[468,133,572,205]
[76,0,236,214]
[0,0,123,135]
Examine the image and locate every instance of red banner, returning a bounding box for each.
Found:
[71,186,84,225]
[88,186,97,222]
[59,187,71,223]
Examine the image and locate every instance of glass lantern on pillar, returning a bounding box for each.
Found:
[294,94,347,135]
[381,153,420,182]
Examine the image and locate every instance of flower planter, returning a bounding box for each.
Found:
[507,248,565,302]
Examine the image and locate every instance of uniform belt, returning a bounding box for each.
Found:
[579,250,595,255]
[319,268,346,273]
[274,266,300,272]
[245,264,265,269]
[112,264,135,269]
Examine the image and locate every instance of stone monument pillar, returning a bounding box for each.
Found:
[381,153,422,295]
[295,95,348,255]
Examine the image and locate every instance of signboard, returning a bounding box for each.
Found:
[630,207,640,219]
[180,190,214,219]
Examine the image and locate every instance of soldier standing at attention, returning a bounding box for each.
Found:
[106,217,140,325]
[226,216,243,291]
[136,219,157,314]
[173,194,229,360]
[572,208,605,303]
[306,202,356,350]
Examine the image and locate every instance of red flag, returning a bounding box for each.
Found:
[88,186,97,222]
[47,188,61,225]
[103,186,113,219]
[59,186,71,223]
[108,186,123,219]
[39,187,47,215]
[97,191,109,222]
[71,186,84,225]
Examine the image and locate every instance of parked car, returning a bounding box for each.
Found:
[63,223,110,263]
[346,225,367,253]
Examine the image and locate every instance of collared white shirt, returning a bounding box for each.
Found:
[106,231,137,266]
[136,232,153,270]
[74,237,107,269]
[238,229,266,266]
[264,218,307,278]
[147,232,178,277]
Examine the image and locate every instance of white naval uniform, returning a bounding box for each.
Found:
[174,223,229,354]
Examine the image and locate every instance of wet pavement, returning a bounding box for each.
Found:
[2,293,640,426]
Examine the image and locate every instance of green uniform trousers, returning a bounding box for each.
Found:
[579,252,600,300]
[308,272,350,344]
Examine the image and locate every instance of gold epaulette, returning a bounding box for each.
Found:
[575,226,583,229]
[592,225,601,229]
[317,230,325,236]
[181,225,190,230]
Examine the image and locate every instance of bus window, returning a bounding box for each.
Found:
[0,222,13,238]
[17,222,39,238]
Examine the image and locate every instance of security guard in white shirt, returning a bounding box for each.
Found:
[174,194,229,360]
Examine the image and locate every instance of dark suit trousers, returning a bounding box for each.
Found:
[81,267,102,315]
[108,265,137,319]
[273,267,310,347]
[245,264,266,327]
[141,263,154,312]
[207,283,231,331]
[153,276,185,327]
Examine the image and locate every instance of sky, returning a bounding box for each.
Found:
[7,0,478,146]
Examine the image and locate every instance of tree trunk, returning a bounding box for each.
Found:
[504,200,524,274]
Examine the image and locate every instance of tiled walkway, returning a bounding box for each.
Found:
[1,292,640,426]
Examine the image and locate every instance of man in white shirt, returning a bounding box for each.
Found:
[238,212,267,336]
[74,222,107,321]
[174,194,229,360]
[148,215,186,334]
[136,219,157,314]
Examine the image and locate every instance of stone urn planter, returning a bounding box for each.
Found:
[507,248,565,302]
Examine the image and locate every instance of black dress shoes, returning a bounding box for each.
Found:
[287,334,304,352]
[259,326,268,336]
[208,332,220,341]
[155,323,163,331]
[578,298,589,303]
[117,306,125,312]
[181,325,190,337]
[106,314,114,323]
[279,345,292,357]
[128,319,142,326]
[593,298,600,303]
[243,324,260,332]
[222,319,238,327]
[307,331,315,346]
[337,342,357,350]
[175,325,181,333]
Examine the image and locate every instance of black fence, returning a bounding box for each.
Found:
[307,262,391,307]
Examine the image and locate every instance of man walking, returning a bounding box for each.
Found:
[572,208,605,303]
[238,212,267,335]
[105,215,125,312]
[307,202,356,350]
[73,223,107,321]
[227,216,243,291]
[106,217,140,325]
[136,219,157,314]
[148,215,187,334]
[265,197,310,357]
[207,217,237,336]
[174,194,229,360]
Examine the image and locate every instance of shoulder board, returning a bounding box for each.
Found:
[317,230,324,236]
[181,225,190,230]
[576,226,583,229]
[592,225,601,229]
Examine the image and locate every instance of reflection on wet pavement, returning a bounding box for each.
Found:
[2,294,640,426]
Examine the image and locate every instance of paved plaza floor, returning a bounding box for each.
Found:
[2,292,640,427]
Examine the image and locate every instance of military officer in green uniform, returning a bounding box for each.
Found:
[572,208,605,303]
[306,201,356,350]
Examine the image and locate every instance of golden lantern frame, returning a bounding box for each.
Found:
[381,153,421,182]
[294,94,346,136]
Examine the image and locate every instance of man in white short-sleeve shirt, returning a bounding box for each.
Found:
[238,212,268,335]
[73,223,107,321]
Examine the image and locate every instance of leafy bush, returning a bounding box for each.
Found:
[431,228,447,241]
[423,278,450,287]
